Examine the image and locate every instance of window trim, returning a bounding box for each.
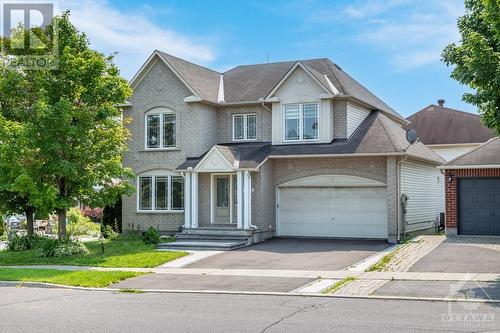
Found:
[144,108,177,150]
[232,113,257,141]
[283,103,319,142]
[136,174,184,213]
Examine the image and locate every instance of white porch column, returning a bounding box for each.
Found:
[191,172,198,228]
[243,170,253,229]
[184,172,191,229]
[236,171,243,229]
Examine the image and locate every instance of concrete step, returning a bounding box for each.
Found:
[175,234,250,242]
[181,228,253,236]
[157,240,247,251]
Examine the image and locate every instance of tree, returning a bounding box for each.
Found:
[0,12,133,239]
[442,0,500,133]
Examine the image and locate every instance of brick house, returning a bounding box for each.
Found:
[442,137,500,236]
[122,50,445,247]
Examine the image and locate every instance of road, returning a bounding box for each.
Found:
[0,287,499,332]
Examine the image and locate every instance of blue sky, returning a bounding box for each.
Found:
[58,0,473,117]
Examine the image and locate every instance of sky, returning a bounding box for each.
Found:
[53,0,473,117]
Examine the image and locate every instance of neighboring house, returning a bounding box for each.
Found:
[406,100,495,161]
[441,137,500,236]
[122,50,444,244]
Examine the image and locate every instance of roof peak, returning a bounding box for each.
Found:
[224,58,331,72]
[156,50,221,75]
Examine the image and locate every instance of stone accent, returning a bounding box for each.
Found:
[444,168,500,235]
[379,235,445,272]
[386,156,399,243]
[332,279,388,296]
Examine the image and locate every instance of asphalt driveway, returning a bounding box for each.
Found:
[410,237,500,273]
[187,238,389,271]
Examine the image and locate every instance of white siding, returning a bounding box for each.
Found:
[346,102,370,137]
[400,161,445,232]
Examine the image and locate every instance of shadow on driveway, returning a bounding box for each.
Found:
[187,237,389,271]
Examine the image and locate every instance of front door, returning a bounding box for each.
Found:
[214,175,231,224]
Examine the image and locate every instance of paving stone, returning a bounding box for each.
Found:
[332,279,388,296]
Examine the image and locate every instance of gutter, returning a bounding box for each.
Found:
[438,164,500,170]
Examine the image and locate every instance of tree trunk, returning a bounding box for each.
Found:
[25,206,35,236]
[57,208,67,240]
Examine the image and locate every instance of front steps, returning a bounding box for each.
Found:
[157,228,255,251]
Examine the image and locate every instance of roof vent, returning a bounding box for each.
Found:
[437,99,445,107]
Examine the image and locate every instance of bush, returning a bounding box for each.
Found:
[142,227,160,246]
[36,238,89,258]
[67,208,100,237]
[0,221,4,237]
[36,237,60,257]
[7,234,44,251]
[101,225,118,240]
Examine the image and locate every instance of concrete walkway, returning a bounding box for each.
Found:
[3,265,499,282]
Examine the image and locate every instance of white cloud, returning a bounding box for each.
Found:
[58,1,217,79]
[342,0,413,19]
[352,0,464,70]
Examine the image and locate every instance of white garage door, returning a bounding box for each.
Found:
[278,187,388,239]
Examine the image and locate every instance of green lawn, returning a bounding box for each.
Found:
[0,239,187,268]
[0,268,145,288]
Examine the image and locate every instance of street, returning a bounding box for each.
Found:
[1,287,499,332]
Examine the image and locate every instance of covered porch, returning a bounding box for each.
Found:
[181,145,259,231]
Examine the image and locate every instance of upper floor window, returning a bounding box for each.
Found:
[233,114,257,141]
[284,103,318,141]
[145,108,176,149]
[138,173,184,212]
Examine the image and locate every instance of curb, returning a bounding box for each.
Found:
[2,280,500,304]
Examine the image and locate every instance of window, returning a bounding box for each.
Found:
[233,114,257,141]
[138,175,184,212]
[284,103,318,141]
[146,110,176,149]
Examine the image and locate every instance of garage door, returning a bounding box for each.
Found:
[278,187,388,239]
[459,177,500,235]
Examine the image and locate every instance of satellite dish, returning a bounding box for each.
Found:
[406,129,418,145]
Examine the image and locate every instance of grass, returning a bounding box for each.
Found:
[0,268,145,288]
[0,238,187,268]
[322,277,358,294]
[366,252,396,272]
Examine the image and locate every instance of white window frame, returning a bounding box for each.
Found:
[145,108,177,150]
[232,113,257,141]
[137,173,184,213]
[283,103,319,142]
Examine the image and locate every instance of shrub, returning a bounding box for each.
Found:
[101,225,118,240]
[67,208,100,237]
[53,240,89,257]
[36,238,89,258]
[142,227,160,246]
[0,221,4,236]
[7,234,44,251]
[36,237,60,257]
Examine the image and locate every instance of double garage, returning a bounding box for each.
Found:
[276,175,389,239]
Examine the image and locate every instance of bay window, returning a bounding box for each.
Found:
[284,103,319,141]
[146,109,176,149]
[138,175,184,212]
[233,114,257,141]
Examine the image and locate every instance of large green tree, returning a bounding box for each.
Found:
[442,0,500,133]
[0,12,133,239]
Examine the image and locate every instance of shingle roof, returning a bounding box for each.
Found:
[176,111,444,170]
[405,104,495,145]
[445,137,500,167]
[155,51,405,122]
[157,51,220,102]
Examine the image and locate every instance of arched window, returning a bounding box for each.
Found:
[145,107,176,149]
[137,170,184,212]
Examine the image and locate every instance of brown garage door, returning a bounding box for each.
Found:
[459,177,500,235]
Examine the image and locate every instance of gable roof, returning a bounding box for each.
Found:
[132,51,405,122]
[406,104,496,145]
[443,137,500,168]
